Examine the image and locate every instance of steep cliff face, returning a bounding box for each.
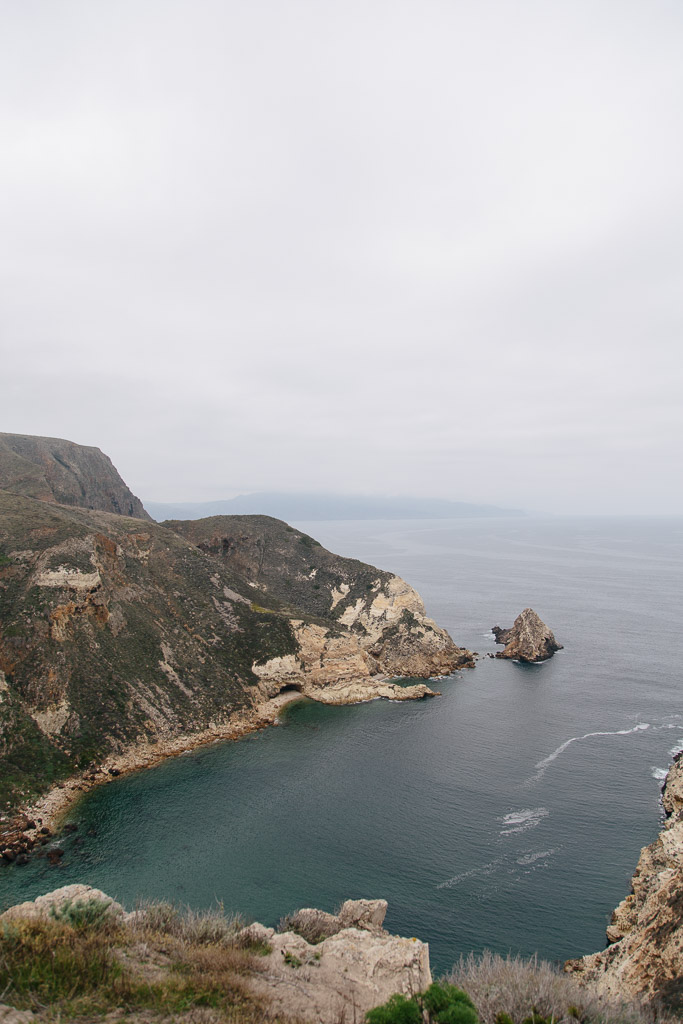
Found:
[0,487,472,816]
[167,515,474,678]
[0,490,298,810]
[0,433,151,520]
[566,756,683,1010]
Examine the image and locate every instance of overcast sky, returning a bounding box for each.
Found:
[1,1,682,514]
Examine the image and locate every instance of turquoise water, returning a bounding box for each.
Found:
[2,516,682,974]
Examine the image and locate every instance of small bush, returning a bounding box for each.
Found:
[49,896,113,931]
[448,951,658,1024]
[366,982,476,1024]
[278,911,339,944]
[133,898,244,945]
[366,993,423,1024]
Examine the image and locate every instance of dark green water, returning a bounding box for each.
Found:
[2,516,682,974]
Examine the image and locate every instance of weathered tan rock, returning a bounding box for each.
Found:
[0,883,125,923]
[565,756,683,1008]
[242,899,431,1024]
[251,598,470,705]
[0,1005,35,1024]
[337,898,388,933]
[492,608,562,663]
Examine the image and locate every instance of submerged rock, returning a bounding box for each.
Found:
[492,608,562,663]
[565,755,683,1010]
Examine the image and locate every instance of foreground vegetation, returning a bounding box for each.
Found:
[0,896,288,1023]
[0,897,676,1024]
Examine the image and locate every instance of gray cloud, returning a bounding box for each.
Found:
[1,0,682,514]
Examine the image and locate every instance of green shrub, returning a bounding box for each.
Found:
[49,896,113,931]
[366,982,477,1024]
[366,993,423,1024]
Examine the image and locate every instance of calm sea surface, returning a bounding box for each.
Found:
[2,516,682,973]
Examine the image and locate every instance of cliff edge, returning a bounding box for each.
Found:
[565,755,683,1010]
[0,886,431,1024]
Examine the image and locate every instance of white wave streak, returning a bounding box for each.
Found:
[516,848,560,866]
[437,857,504,890]
[500,807,549,835]
[651,767,669,782]
[527,723,651,784]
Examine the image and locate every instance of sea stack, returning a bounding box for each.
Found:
[492,608,562,663]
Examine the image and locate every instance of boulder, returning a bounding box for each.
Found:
[492,608,562,663]
[242,900,431,1024]
[0,884,124,923]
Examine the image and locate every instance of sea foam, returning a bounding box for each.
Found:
[499,807,549,835]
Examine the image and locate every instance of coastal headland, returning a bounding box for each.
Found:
[0,433,472,852]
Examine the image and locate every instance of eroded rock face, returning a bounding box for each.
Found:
[167,515,474,678]
[565,755,683,1010]
[241,897,431,1024]
[492,608,562,663]
[0,433,151,520]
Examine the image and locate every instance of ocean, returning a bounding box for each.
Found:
[2,515,682,974]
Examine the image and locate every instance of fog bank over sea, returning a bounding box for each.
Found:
[2,516,681,973]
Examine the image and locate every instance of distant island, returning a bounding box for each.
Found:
[145,492,525,523]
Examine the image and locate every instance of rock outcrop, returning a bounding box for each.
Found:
[492,608,562,662]
[0,442,472,819]
[168,515,474,679]
[0,887,431,1024]
[0,883,124,923]
[240,897,432,1023]
[565,755,683,1010]
[0,433,151,520]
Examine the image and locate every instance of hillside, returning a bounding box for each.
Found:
[0,470,472,817]
[0,433,150,520]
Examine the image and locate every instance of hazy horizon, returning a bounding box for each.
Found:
[2,1,682,516]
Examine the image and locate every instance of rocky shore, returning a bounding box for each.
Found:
[565,754,683,1009]
[1,675,441,862]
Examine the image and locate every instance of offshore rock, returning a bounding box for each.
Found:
[241,898,431,1024]
[565,755,683,1010]
[492,608,562,663]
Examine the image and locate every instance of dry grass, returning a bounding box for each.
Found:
[131,898,246,945]
[0,899,294,1024]
[447,951,668,1024]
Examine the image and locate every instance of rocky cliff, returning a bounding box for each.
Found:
[566,755,683,1010]
[0,886,431,1024]
[492,608,562,663]
[0,433,150,520]
[0,458,472,819]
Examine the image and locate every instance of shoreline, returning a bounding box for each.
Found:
[21,690,307,838]
[14,674,441,843]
